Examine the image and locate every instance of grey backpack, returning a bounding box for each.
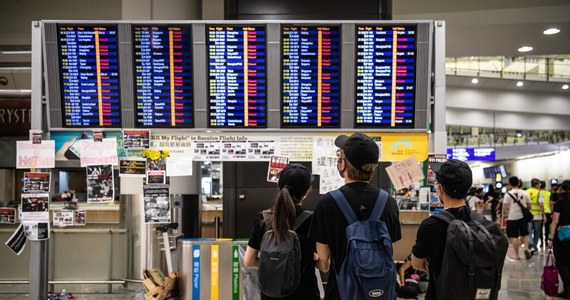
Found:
[257,210,312,298]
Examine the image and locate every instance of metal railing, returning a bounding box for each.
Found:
[447,130,570,147]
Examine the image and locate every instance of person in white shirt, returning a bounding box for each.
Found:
[503,176,533,260]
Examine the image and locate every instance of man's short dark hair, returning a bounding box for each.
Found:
[508,176,520,187]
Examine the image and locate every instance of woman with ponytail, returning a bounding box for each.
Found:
[244,163,319,299]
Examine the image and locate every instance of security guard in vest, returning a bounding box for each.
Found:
[541,180,552,250]
[526,178,545,254]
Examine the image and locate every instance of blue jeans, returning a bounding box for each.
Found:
[528,219,542,250]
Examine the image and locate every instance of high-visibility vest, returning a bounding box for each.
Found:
[543,190,552,214]
[527,187,542,215]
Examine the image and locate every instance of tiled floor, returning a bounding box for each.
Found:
[0,247,568,299]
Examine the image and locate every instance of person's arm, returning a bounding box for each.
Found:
[399,259,413,287]
[243,246,259,269]
[547,212,560,249]
[411,254,428,272]
[315,242,331,273]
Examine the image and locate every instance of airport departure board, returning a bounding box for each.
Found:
[207,25,267,128]
[355,25,417,128]
[281,25,341,128]
[58,25,121,127]
[133,25,194,128]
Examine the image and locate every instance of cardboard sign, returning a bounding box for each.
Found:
[386,156,425,191]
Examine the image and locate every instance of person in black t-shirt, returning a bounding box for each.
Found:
[244,163,319,300]
[547,180,570,299]
[411,159,474,300]
[308,133,402,300]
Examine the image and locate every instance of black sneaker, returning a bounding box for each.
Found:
[524,249,532,259]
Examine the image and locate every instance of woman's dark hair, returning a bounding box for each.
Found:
[268,186,299,243]
[266,164,312,243]
[561,180,570,196]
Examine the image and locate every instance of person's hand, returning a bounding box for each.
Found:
[547,239,554,249]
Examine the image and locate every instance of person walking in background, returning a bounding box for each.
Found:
[547,180,570,299]
[541,180,553,251]
[483,184,500,222]
[308,133,401,300]
[526,178,545,254]
[504,176,532,260]
[244,163,320,299]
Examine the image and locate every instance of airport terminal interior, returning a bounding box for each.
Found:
[0,0,569,299]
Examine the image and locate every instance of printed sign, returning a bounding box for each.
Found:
[20,193,49,222]
[143,184,171,224]
[5,223,26,255]
[119,159,147,177]
[23,172,51,192]
[0,207,16,224]
[22,221,50,241]
[86,165,114,203]
[267,156,289,183]
[123,129,151,149]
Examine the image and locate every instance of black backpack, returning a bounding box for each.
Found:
[433,210,508,300]
[257,210,312,298]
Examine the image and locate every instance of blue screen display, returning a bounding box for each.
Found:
[447,147,496,161]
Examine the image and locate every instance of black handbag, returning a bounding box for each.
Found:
[507,192,533,222]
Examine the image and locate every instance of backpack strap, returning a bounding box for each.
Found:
[330,189,388,224]
[369,190,389,221]
[330,189,358,224]
[431,210,455,224]
[294,210,313,230]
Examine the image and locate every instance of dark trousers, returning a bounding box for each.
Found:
[544,213,552,246]
[558,263,570,291]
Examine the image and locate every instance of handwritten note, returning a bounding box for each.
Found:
[386,156,425,191]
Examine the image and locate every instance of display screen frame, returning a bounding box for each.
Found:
[56,23,123,128]
[280,23,342,129]
[206,24,268,129]
[353,24,418,129]
[131,23,195,128]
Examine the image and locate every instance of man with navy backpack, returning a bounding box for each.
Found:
[412,160,508,300]
[309,133,402,300]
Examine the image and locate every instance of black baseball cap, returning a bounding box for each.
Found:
[278,163,314,199]
[431,159,472,198]
[335,133,379,173]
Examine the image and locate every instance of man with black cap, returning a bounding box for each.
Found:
[411,159,476,299]
[308,133,401,300]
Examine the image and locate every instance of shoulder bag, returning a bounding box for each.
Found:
[507,192,533,222]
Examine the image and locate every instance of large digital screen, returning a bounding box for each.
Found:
[447,147,496,161]
[207,25,267,128]
[281,25,341,128]
[355,25,417,128]
[133,25,194,128]
[58,25,121,127]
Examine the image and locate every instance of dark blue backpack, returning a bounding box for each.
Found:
[330,189,395,300]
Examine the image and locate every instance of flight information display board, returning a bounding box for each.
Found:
[281,25,341,128]
[58,25,121,127]
[133,25,194,128]
[207,25,267,128]
[355,25,417,128]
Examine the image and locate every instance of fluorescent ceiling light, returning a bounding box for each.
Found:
[471,78,478,84]
[563,84,569,90]
[518,46,533,52]
[516,81,524,87]
[543,28,560,35]
[0,50,31,55]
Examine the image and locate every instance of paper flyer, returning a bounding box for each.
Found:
[5,223,26,255]
[123,129,151,149]
[147,170,166,184]
[23,172,51,193]
[119,159,147,177]
[143,184,171,224]
[0,207,16,224]
[86,165,114,203]
[267,156,289,182]
[23,221,50,241]
[20,193,49,222]
[74,210,86,226]
[53,210,74,227]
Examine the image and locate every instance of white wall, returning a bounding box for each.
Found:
[470,149,570,184]
[446,87,570,130]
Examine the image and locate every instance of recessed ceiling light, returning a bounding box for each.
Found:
[543,28,560,35]
[471,78,479,84]
[563,84,569,90]
[516,81,524,87]
[518,46,533,52]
